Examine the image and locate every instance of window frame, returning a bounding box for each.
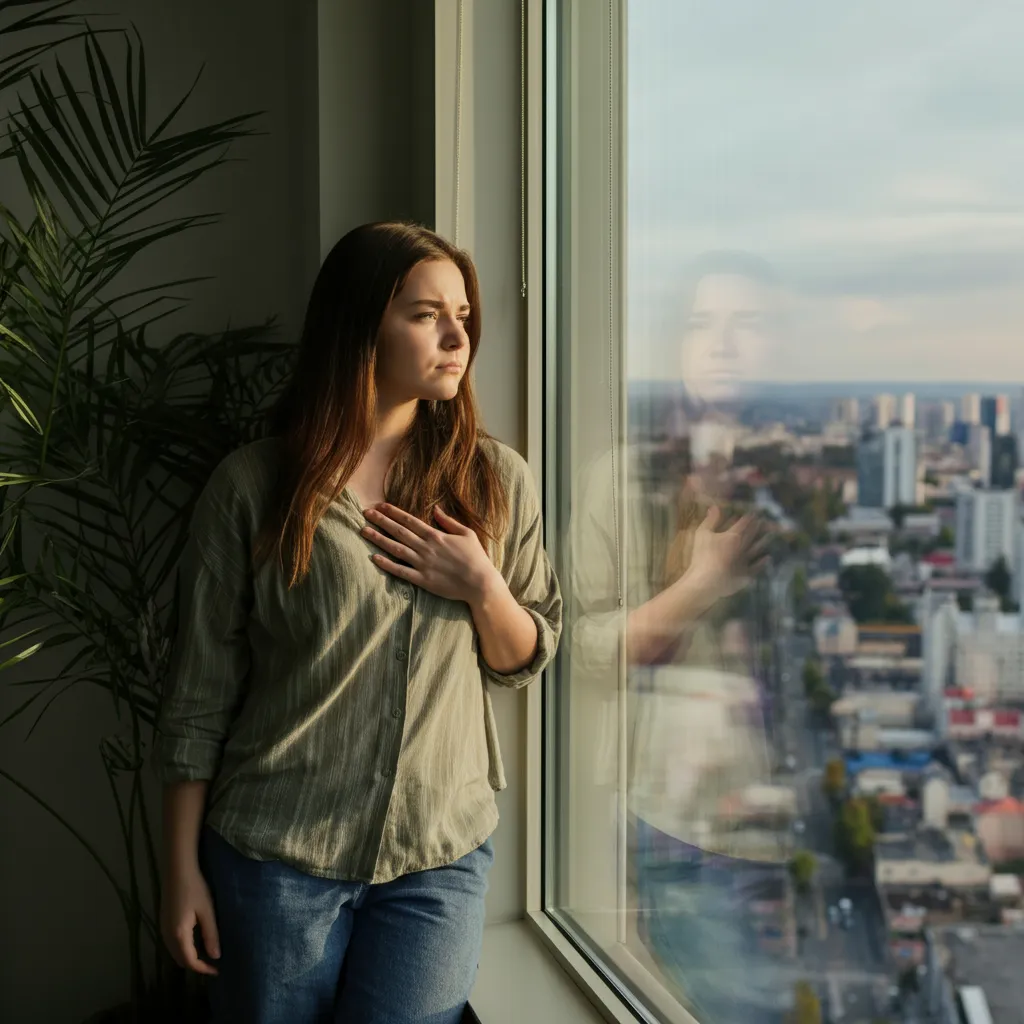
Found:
[523,1,698,1021]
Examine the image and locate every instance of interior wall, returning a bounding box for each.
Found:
[318,0,435,255]
[435,0,530,927]
[0,0,427,1019]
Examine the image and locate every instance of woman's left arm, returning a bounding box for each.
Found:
[466,567,543,676]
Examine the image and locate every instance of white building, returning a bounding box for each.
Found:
[901,392,916,429]
[924,595,1024,725]
[962,392,982,425]
[875,393,897,429]
[954,489,1018,573]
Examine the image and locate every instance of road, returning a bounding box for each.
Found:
[773,611,893,1023]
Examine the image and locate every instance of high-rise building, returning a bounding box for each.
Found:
[831,397,860,426]
[962,391,978,423]
[980,394,1010,435]
[996,394,1012,435]
[874,394,897,429]
[962,392,982,425]
[954,488,1019,572]
[924,402,953,442]
[900,392,916,429]
[968,423,992,484]
[857,427,918,509]
[991,434,1019,490]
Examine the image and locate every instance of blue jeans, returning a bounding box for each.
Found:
[198,825,493,1024]
[634,819,785,1024]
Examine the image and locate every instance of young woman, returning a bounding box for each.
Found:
[155,222,563,1024]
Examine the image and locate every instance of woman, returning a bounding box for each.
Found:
[155,222,563,1024]
[571,251,787,1023]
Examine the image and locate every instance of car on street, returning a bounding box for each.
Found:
[837,897,854,928]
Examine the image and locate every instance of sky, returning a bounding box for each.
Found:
[626,1,1024,383]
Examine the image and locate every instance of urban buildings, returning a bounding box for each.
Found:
[954,490,1018,573]
[858,427,918,508]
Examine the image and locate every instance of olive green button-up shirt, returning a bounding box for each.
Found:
[154,435,562,884]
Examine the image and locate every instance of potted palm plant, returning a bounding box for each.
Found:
[0,3,293,1019]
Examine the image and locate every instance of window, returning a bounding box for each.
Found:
[543,3,1024,1023]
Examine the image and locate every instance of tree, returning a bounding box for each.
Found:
[792,566,808,611]
[809,683,837,716]
[889,504,909,530]
[985,556,1012,603]
[822,758,847,802]
[937,525,954,548]
[790,981,822,1024]
[789,850,817,893]
[839,564,913,624]
[835,797,877,874]
[803,659,824,696]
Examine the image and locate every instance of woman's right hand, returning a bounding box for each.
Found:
[687,505,767,599]
[160,864,221,976]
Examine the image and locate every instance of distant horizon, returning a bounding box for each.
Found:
[628,379,1024,396]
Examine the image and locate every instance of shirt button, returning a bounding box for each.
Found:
[392,708,402,719]
[396,650,407,662]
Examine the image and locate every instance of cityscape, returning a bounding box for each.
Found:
[629,382,1024,1024]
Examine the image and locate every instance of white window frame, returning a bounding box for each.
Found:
[523,1,698,1021]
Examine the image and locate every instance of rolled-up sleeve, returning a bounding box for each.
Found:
[479,455,563,690]
[153,473,253,783]
[567,451,627,679]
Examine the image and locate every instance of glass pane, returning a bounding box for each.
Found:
[547,3,1024,1024]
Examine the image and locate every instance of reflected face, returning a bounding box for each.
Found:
[679,273,776,405]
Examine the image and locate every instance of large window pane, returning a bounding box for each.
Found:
[546,4,1024,1024]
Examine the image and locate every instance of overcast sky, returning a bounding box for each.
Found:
[626,1,1024,383]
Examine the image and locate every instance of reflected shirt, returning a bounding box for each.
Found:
[154,435,562,884]
[568,440,783,861]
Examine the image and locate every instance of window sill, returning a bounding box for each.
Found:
[469,918,611,1024]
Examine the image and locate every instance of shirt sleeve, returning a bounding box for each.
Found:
[153,467,253,784]
[566,449,627,679]
[479,451,563,690]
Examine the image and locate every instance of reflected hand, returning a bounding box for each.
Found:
[687,506,767,599]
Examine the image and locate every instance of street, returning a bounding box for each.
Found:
[773,615,893,1022]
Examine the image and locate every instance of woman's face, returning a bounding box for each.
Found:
[375,259,471,404]
[678,272,776,406]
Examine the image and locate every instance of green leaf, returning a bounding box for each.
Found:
[0,639,43,670]
[0,376,43,432]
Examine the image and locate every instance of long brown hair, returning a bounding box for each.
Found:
[255,221,509,587]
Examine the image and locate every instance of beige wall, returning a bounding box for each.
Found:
[434,0,533,927]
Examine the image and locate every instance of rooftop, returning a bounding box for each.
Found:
[937,925,1024,1024]
[876,828,985,865]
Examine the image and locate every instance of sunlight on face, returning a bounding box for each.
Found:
[679,273,776,406]
[376,259,471,405]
